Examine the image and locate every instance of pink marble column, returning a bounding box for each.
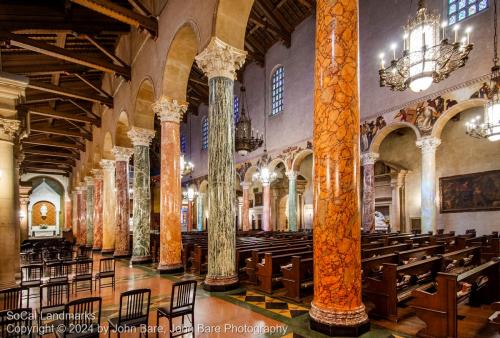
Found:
[241,183,251,231]
[361,153,379,233]
[187,200,193,232]
[64,198,71,229]
[92,169,103,250]
[113,146,133,257]
[78,186,87,246]
[262,183,271,231]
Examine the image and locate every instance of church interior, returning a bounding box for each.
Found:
[0,0,499,337]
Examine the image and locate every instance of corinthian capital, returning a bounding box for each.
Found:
[127,127,155,147]
[84,176,94,186]
[99,159,115,171]
[0,118,20,142]
[91,169,103,180]
[195,37,247,80]
[112,146,134,162]
[416,137,441,154]
[152,96,188,124]
[361,152,379,166]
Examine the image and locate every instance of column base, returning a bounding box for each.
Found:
[130,255,152,264]
[113,251,131,258]
[92,247,102,251]
[101,248,114,255]
[202,274,239,292]
[157,263,184,274]
[309,303,370,337]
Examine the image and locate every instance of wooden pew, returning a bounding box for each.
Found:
[362,253,398,281]
[480,238,500,262]
[440,246,482,274]
[362,243,411,259]
[281,256,313,300]
[411,259,500,338]
[365,256,442,322]
[397,245,445,265]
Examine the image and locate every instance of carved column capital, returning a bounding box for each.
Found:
[361,152,379,166]
[20,197,30,206]
[84,176,94,186]
[416,137,441,154]
[152,96,188,124]
[0,118,20,142]
[195,37,247,80]
[112,146,134,162]
[91,169,103,180]
[127,127,155,147]
[99,159,115,171]
[241,182,251,190]
[286,171,298,180]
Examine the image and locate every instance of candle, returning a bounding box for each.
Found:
[466,27,472,45]
[454,25,460,43]
[391,43,397,60]
[403,33,408,50]
[379,53,385,69]
[441,21,447,40]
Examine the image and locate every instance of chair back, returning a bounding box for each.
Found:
[0,308,32,337]
[28,252,42,265]
[75,260,92,276]
[0,287,24,311]
[118,289,151,323]
[99,258,115,274]
[40,282,69,311]
[77,246,92,260]
[63,297,101,336]
[21,265,43,283]
[170,280,197,312]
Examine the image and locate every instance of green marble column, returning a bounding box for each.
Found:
[84,176,94,247]
[128,127,155,264]
[287,171,298,232]
[197,193,204,231]
[196,37,246,291]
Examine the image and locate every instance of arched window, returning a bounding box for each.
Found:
[448,0,488,25]
[234,96,240,124]
[180,132,187,153]
[201,117,209,150]
[271,66,284,116]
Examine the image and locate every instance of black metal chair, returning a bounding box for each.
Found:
[20,265,43,301]
[28,252,43,265]
[0,287,25,311]
[0,308,33,337]
[156,280,197,338]
[37,282,70,336]
[108,289,151,338]
[94,258,115,292]
[76,246,92,261]
[55,297,102,338]
[72,260,93,294]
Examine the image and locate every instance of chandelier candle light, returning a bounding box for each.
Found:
[465,0,500,141]
[180,153,194,177]
[235,86,264,156]
[379,0,473,92]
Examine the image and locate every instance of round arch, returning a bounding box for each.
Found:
[291,149,313,172]
[430,98,487,139]
[116,111,132,147]
[369,122,422,154]
[134,78,156,129]
[268,158,287,173]
[102,132,114,160]
[243,165,259,183]
[214,0,254,50]
[199,180,209,193]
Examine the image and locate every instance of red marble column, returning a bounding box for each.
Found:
[310,0,369,335]
[113,147,133,257]
[65,198,72,230]
[92,169,103,250]
[262,183,271,231]
[78,186,87,246]
[153,97,187,273]
[241,183,251,231]
[361,153,379,233]
[187,200,193,232]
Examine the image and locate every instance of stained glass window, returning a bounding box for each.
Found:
[234,96,240,124]
[271,66,284,116]
[180,132,187,153]
[201,117,208,150]
[448,0,488,25]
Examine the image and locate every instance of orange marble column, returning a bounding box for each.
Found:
[241,183,251,231]
[153,97,187,273]
[309,0,369,336]
[91,169,103,251]
[187,200,193,232]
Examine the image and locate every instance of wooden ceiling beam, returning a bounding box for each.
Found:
[249,15,289,43]
[23,149,79,160]
[4,63,90,76]
[0,30,131,79]
[127,0,152,17]
[21,167,70,176]
[29,124,90,140]
[24,158,76,167]
[26,106,97,125]
[27,80,113,106]
[77,33,127,67]
[254,0,293,45]
[22,138,84,151]
[69,0,158,37]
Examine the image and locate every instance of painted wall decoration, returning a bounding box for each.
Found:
[32,201,57,226]
[360,116,386,152]
[440,170,500,213]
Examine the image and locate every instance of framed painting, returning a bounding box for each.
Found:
[440,170,500,213]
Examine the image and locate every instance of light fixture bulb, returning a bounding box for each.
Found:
[409,76,433,92]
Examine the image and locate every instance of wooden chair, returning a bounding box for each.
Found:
[0,308,33,337]
[56,297,102,338]
[20,265,43,301]
[73,260,93,294]
[94,258,115,292]
[156,280,197,338]
[37,282,70,336]
[108,289,151,337]
[0,287,25,311]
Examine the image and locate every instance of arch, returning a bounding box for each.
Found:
[116,111,132,148]
[134,78,156,129]
[291,149,314,172]
[431,98,487,139]
[102,132,114,160]
[161,22,199,102]
[268,157,287,173]
[243,165,259,183]
[369,122,422,154]
[199,180,209,193]
[213,0,254,50]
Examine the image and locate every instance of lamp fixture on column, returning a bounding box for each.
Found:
[235,86,263,156]
[182,186,198,201]
[378,0,473,92]
[465,0,500,142]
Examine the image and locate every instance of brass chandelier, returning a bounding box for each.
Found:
[235,86,263,156]
[379,0,473,92]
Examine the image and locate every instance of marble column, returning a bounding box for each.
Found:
[416,137,441,234]
[64,197,71,230]
[262,182,271,231]
[153,98,186,273]
[287,171,298,231]
[128,127,155,264]
[237,196,243,231]
[0,118,21,285]
[78,185,87,246]
[390,170,407,232]
[195,37,246,291]
[309,0,369,335]
[91,169,103,250]
[84,176,94,248]
[361,152,379,233]
[72,190,78,237]
[241,182,251,231]
[187,199,193,232]
[197,193,204,231]
[100,159,116,254]
[113,146,134,257]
